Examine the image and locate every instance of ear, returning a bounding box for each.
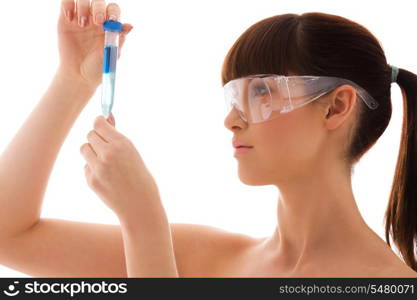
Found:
[323,84,357,131]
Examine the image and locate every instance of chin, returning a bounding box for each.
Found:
[237,170,268,186]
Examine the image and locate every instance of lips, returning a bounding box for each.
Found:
[232,140,253,149]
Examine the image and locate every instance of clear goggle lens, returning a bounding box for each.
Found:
[223,75,379,124]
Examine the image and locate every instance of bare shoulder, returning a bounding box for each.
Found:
[387,265,417,277]
[171,223,256,277]
[376,260,417,277]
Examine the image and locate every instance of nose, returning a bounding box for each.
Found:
[224,106,247,132]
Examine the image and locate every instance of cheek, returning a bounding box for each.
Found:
[254,117,320,173]
[257,122,297,162]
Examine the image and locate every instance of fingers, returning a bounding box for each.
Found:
[106,3,121,21]
[63,1,124,27]
[84,163,91,176]
[87,129,108,154]
[76,0,90,27]
[81,117,115,167]
[82,114,119,167]
[61,0,75,22]
[91,0,106,25]
[80,143,99,166]
[94,115,122,142]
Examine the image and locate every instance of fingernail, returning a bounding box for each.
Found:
[109,14,118,21]
[79,16,87,27]
[95,13,104,25]
[108,113,116,126]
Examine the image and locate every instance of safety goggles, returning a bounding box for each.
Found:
[223,74,379,124]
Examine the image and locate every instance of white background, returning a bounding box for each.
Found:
[0,0,415,277]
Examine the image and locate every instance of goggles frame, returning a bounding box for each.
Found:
[223,74,379,124]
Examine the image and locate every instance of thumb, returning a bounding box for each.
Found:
[118,24,133,58]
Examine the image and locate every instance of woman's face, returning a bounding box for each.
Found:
[224,100,328,186]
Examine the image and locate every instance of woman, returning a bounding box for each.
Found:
[0,0,416,277]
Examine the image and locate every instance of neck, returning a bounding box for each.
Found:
[264,156,377,273]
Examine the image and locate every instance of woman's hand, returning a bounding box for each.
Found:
[80,115,178,277]
[58,0,133,88]
[80,114,163,222]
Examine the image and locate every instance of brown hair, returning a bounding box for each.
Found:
[221,12,417,271]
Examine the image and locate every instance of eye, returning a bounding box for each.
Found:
[253,84,269,96]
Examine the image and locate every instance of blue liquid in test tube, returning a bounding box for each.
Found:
[101,20,123,118]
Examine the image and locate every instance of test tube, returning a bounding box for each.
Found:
[101,20,123,118]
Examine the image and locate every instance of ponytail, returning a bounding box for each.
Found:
[385,68,417,271]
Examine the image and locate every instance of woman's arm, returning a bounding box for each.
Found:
[0,72,95,239]
[119,209,179,277]
[80,116,179,277]
[0,0,131,240]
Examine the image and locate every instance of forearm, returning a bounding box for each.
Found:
[119,207,179,278]
[0,71,97,238]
